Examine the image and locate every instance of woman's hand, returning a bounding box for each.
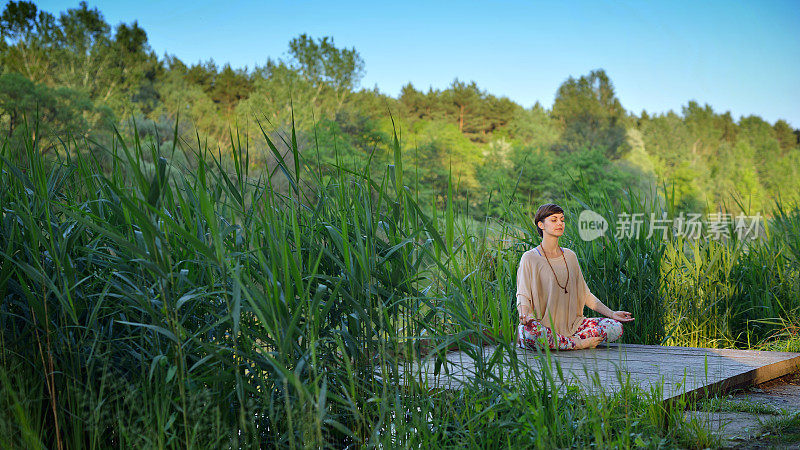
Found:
[520,314,536,326]
[610,310,634,322]
[572,335,603,349]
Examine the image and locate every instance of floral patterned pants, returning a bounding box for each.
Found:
[516,317,623,351]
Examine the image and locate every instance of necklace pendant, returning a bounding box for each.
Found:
[564,288,568,294]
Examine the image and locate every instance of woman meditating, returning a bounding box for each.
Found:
[516,203,634,351]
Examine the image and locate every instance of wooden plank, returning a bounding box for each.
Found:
[667,352,800,403]
[536,346,797,363]
[418,359,743,377]
[397,343,800,402]
[422,351,775,378]
[435,358,759,376]
[507,346,794,373]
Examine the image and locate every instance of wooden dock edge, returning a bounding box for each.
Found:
[662,352,800,406]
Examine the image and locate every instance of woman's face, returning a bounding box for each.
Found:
[538,213,565,237]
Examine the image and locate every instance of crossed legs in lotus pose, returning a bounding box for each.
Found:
[517,317,623,350]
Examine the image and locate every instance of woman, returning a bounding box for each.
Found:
[516,203,634,351]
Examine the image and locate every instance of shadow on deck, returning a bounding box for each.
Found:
[400,343,800,403]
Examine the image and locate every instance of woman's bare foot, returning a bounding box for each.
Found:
[573,336,604,349]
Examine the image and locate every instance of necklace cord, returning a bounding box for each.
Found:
[540,245,569,294]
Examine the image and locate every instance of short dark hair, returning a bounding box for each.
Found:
[534,203,564,238]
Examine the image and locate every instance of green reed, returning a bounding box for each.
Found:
[0,116,795,448]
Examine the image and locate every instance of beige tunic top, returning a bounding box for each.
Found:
[515,247,594,336]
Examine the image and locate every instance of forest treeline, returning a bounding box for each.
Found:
[1,1,798,216]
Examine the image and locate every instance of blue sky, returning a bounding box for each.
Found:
[32,0,800,126]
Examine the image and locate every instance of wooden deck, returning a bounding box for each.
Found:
[400,343,800,402]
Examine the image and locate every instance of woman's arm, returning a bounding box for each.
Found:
[516,255,537,324]
[585,293,615,318]
[576,256,635,323]
[586,293,635,322]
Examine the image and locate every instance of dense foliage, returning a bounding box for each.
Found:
[1,2,799,448]
[1,1,798,217]
[0,114,798,447]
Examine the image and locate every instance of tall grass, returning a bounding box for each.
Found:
[657,193,800,348]
[0,117,797,447]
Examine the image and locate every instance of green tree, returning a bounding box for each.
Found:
[210,64,252,114]
[399,83,447,123]
[636,111,707,210]
[54,1,110,91]
[552,69,630,159]
[738,115,782,197]
[185,59,217,91]
[153,63,220,142]
[707,141,764,212]
[480,94,518,138]
[772,119,797,154]
[0,1,59,83]
[638,112,693,177]
[100,21,158,113]
[681,101,737,161]
[556,146,637,206]
[288,34,365,110]
[445,79,482,134]
[506,102,560,148]
[0,72,92,154]
[410,120,482,203]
